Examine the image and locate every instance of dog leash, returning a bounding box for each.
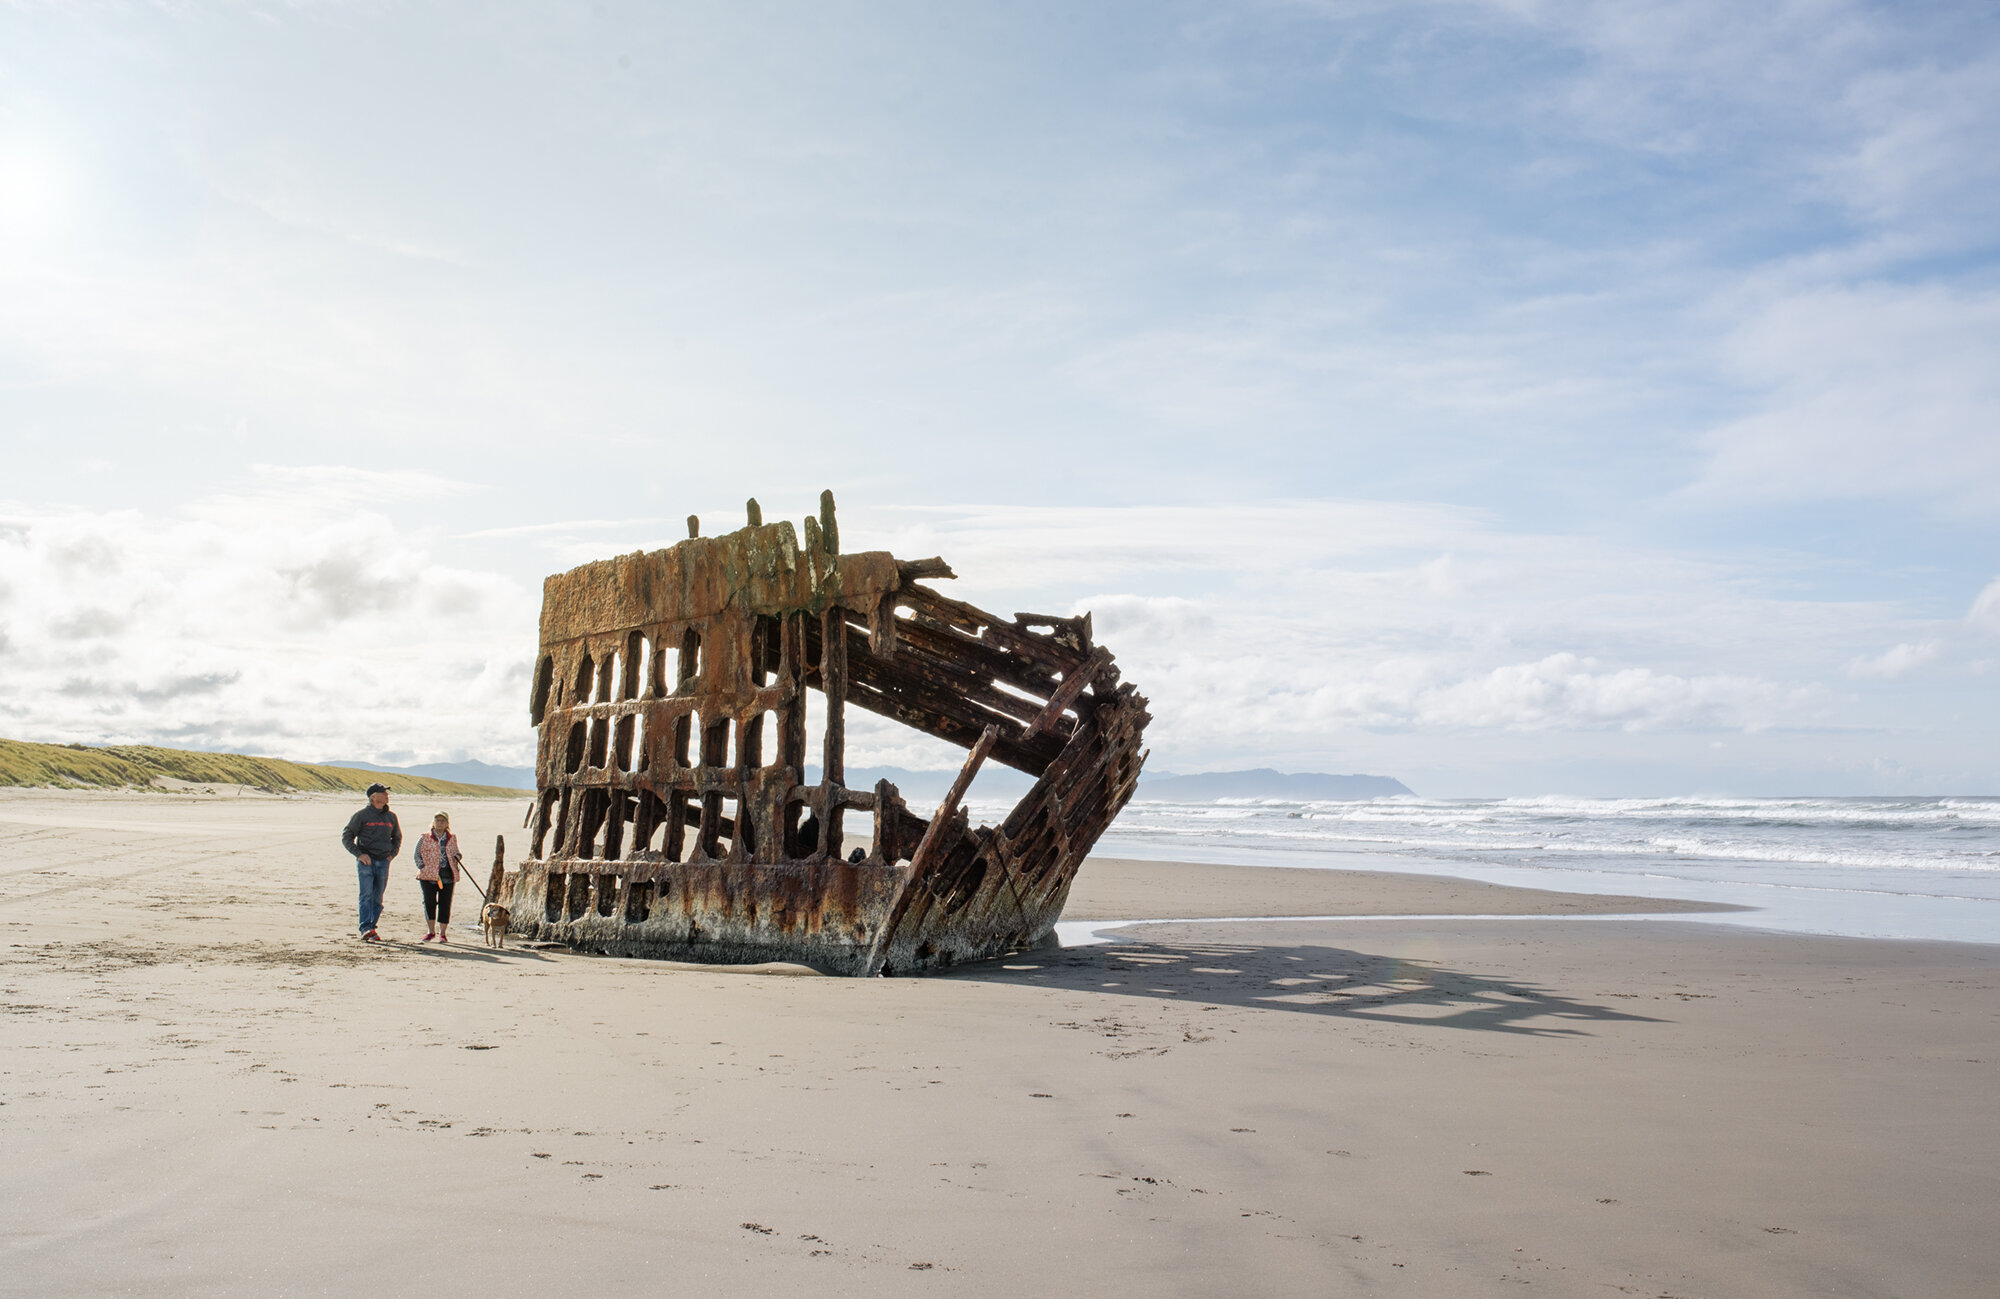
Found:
[442,834,507,904]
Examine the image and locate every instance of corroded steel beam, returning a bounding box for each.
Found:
[502,492,1151,975]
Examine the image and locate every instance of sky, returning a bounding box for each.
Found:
[1,0,1997,796]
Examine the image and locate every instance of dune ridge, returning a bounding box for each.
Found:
[0,737,527,798]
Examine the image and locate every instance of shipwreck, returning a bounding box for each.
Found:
[503,493,1150,975]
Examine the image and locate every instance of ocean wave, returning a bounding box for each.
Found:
[1096,793,2000,941]
[1102,794,2000,878]
[1124,794,2000,825]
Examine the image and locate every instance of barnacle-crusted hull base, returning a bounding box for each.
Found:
[505,492,1149,976]
[506,858,1076,976]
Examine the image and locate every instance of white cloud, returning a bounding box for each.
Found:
[1412,653,1794,730]
[815,499,1929,771]
[1848,640,1942,680]
[1828,43,2000,241]
[1464,0,2000,239]
[1076,594,1213,642]
[1970,577,2000,635]
[0,490,1896,777]
[0,478,535,765]
[0,475,1983,792]
[1692,282,2000,508]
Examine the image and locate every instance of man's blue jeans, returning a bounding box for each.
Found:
[356,859,391,934]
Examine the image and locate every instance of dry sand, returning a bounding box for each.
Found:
[3,788,1996,1297]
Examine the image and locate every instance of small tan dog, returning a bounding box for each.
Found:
[480,842,511,948]
[481,899,510,948]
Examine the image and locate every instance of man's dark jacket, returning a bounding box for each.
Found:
[341,805,403,862]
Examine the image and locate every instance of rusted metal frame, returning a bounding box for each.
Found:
[868,778,905,864]
[894,802,928,863]
[892,582,1001,635]
[661,788,689,861]
[1041,784,1077,882]
[864,726,998,973]
[849,643,1056,744]
[999,705,1146,888]
[812,608,1069,750]
[816,588,1074,720]
[889,604,1121,735]
[971,820,1038,928]
[603,788,634,861]
[537,629,689,796]
[884,615,1066,701]
[530,651,558,725]
[896,585,1091,676]
[1043,768,1144,876]
[697,702,728,860]
[906,725,999,881]
[558,806,740,866]
[1012,610,1093,652]
[845,615,1061,733]
[840,663,1038,751]
[898,840,981,931]
[560,789,591,859]
[839,672,1062,774]
[547,790,572,858]
[820,606,847,861]
[1053,722,1136,811]
[835,616,1071,761]
[785,781,877,811]
[1022,646,1113,740]
[562,697,662,722]
[621,628,646,701]
[843,606,1031,693]
[900,832,1029,951]
[1056,711,1152,823]
[865,590,899,656]
[535,641,584,785]
[584,654,616,769]
[737,621,771,865]
[778,612,810,857]
[894,605,1082,686]
[873,598,1068,693]
[633,695,796,778]
[628,788,662,857]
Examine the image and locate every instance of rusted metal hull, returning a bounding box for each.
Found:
[504,493,1149,975]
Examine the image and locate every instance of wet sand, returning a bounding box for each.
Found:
[1063,855,1747,920]
[2,789,1995,1297]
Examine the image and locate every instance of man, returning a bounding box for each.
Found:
[341,783,403,942]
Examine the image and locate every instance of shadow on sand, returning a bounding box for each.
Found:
[374,939,559,965]
[944,933,1663,1037]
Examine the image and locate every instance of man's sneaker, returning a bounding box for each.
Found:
[362,929,381,942]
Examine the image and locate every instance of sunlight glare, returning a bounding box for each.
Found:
[0,142,66,236]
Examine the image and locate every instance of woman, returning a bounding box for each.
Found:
[412,812,464,943]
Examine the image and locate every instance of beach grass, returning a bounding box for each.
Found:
[0,737,529,798]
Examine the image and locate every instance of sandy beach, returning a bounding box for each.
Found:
[3,788,1996,1297]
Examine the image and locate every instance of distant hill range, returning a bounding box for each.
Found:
[1137,769,1413,800]
[0,738,526,798]
[329,758,535,792]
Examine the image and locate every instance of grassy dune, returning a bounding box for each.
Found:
[0,738,529,798]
